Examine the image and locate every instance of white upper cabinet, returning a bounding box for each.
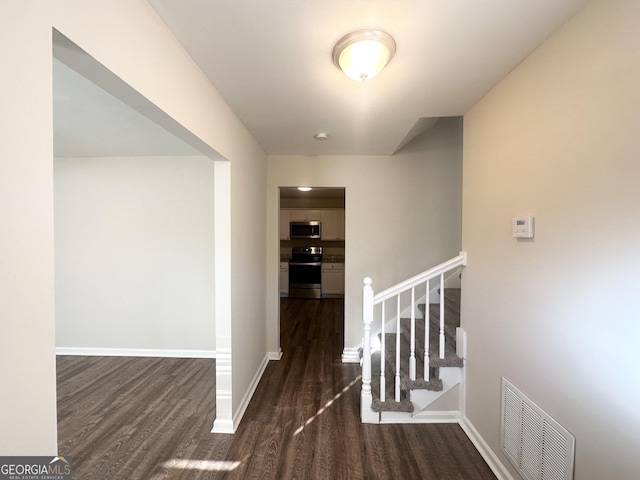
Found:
[337,210,345,240]
[279,209,290,240]
[289,209,322,222]
[321,210,345,240]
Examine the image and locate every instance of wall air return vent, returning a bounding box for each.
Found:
[501,378,575,480]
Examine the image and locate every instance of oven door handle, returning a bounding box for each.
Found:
[288,262,322,266]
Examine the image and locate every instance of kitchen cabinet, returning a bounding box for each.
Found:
[279,210,290,240]
[337,210,345,240]
[289,209,322,222]
[321,209,345,240]
[322,262,344,297]
[279,262,289,296]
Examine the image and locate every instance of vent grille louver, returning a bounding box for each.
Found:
[501,378,575,480]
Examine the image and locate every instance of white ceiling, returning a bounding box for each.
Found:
[147,0,589,156]
[53,1,590,158]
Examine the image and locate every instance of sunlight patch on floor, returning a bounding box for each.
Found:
[294,375,361,436]
[160,459,241,472]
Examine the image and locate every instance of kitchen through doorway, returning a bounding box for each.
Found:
[278,187,346,342]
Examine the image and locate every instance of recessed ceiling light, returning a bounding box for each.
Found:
[333,29,396,81]
[314,132,329,141]
[298,187,312,192]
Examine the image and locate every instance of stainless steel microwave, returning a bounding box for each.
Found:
[290,221,321,239]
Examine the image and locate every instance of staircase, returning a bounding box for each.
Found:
[361,253,467,424]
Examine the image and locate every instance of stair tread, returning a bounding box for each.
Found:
[371,397,414,413]
[429,353,463,368]
[402,375,443,392]
[370,351,410,405]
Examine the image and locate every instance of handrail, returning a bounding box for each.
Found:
[373,252,467,304]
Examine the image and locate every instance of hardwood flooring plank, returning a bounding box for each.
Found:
[57,298,496,479]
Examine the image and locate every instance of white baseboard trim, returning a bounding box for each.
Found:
[267,349,283,360]
[379,411,413,423]
[379,410,460,424]
[341,347,361,363]
[211,418,235,434]
[412,410,460,423]
[219,353,270,434]
[56,347,216,358]
[459,416,515,480]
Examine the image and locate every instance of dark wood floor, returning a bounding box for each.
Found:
[57,298,496,479]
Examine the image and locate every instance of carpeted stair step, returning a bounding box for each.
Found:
[371,396,414,413]
[417,287,461,321]
[417,287,463,367]
[370,327,445,413]
[398,318,462,369]
[401,374,443,392]
[381,331,446,390]
[416,306,458,340]
[441,287,461,317]
[370,350,413,412]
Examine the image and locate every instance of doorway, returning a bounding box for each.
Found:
[278,187,346,346]
[53,36,219,356]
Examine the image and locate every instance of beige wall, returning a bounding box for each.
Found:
[0,1,57,456]
[1,0,266,453]
[267,117,463,353]
[462,1,640,478]
[54,156,215,352]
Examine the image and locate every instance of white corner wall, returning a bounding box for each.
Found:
[266,117,463,353]
[0,1,57,456]
[53,0,268,434]
[54,156,215,353]
[1,0,267,453]
[462,1,640,479]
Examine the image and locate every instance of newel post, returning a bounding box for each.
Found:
[361,277,378,423]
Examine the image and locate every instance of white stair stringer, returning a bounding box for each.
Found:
[378,368,461,424]
[410,367,461,422]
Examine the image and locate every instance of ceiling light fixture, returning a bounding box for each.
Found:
[314,132,329,141]
[332,29,396,82]
[297,187,312,192]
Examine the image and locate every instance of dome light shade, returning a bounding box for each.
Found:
[333,29,396,81]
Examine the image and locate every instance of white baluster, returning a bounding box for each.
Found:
[409,286,416,380]
[424,279,430,381]
[439,273,445,359]
[380,301,385,403]
[395,295,401,402]
[361,277,375,422]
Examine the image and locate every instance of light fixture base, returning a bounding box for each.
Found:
[332,29,396,81]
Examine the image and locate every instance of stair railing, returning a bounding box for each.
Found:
[361,252,467,422]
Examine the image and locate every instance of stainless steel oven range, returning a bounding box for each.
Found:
[288,246,323,299]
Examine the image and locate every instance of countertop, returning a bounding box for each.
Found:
[280,255,344,263]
